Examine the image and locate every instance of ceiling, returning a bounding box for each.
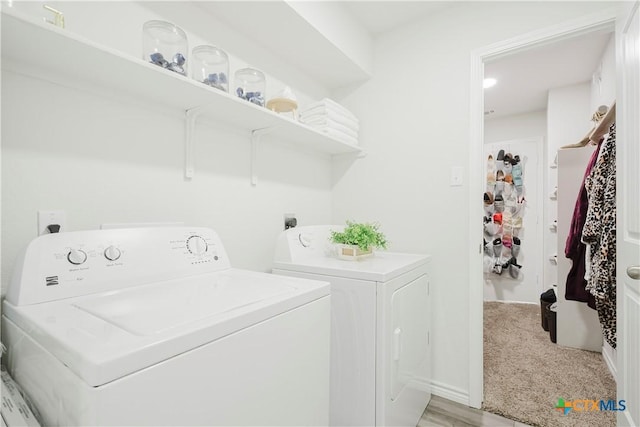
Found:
[343,1,455,35]
[342,1,613,119]
[483,31,613,119]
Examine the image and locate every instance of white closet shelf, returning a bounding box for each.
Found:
[1,11,362,164]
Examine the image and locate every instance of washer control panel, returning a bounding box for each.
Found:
[7,227,230,306]
[169,232,220,265]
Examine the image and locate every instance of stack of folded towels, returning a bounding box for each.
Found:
[299,98,359,145]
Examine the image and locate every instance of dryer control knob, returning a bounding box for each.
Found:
[67,249,87,265]
[299,233,312,247]
[104,245,121,261]
[187,235,208,256]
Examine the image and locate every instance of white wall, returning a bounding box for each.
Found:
[1,1,334,292]
[286,1,373,75]
[484,110,546,144]
[591,33,616,111]
[332,2,613,403]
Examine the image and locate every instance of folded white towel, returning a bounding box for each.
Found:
[315,127,358,146]
[300,108,360,132]
[302,98,358,122]
[318,98,358,120]
[303,118,358,139]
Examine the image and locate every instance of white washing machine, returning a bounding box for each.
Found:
[273,225,431,427]
[2,227,330,426]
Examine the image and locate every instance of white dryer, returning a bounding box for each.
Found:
[273,225,431,427]
[2,227,330,426]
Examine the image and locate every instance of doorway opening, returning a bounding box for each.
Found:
[468,8,618,410]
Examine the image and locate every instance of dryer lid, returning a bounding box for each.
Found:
[2,269,329,387]
[273,251,430,282]
[273,225,430,282]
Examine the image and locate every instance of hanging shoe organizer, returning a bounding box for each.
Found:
[483,149,526,279]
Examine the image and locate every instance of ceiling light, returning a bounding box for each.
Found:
[483,78,497,89]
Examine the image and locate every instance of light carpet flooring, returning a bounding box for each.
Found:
[482,301,616,427]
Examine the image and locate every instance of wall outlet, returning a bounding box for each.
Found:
[284,213,297,230]
[38,210,67,235]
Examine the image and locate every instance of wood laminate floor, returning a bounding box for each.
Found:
[418,395,532,427]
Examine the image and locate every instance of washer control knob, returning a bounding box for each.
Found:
[104,245,121,261]
[186,235,208,256]
[67,249,87,265]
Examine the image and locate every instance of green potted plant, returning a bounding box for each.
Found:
[330,221,388,260]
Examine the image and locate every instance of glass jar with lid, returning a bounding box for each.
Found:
[191,45,229,92]
[234,68,266,107]
[143,20,188,76]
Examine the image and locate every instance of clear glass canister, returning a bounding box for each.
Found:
[234,68,266,106]
[143,20,188,76]
[191,45,229,92]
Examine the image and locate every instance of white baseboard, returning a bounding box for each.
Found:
[430,380,470,406]
[602,343,617,381]
[484,299,539,306]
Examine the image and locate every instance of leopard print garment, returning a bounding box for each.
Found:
[582,123,616,348]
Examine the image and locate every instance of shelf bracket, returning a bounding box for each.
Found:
[250,127,276,186]
[185,106,204,179]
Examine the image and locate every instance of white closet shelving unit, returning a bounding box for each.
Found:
[548,158,559,271]
[1,10,363,182]
[555,147,602,352]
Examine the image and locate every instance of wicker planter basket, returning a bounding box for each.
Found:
[337,244,373,261]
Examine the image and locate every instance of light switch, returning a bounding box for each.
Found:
[450,166,464,186]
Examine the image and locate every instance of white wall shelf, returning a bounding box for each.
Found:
[1,10,363,181]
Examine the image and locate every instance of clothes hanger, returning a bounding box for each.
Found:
[589,101,615,144]
[560,104,611,149]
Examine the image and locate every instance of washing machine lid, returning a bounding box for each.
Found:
[2,269,329,387]
[273,251,430,282]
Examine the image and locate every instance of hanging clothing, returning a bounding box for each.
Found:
[564,141,601,309]
[582,123,616,348]
[565,244,596,309]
